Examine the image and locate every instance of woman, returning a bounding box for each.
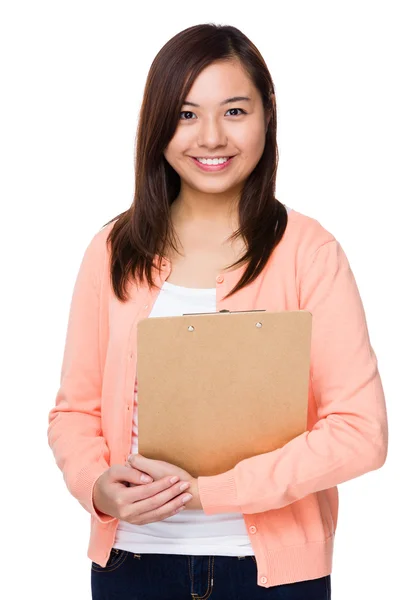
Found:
[47,23,388,599]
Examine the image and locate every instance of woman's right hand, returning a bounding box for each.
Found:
[92,464,193,525]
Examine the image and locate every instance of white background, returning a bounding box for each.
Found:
[1,1,405,598]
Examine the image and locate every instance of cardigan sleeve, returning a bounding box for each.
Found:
[47,231,116,524]
[197,239,389,514]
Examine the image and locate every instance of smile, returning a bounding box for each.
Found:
[190,156,235,172]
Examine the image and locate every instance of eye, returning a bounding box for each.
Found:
[179,108,247,120]
[179,111,197,120]
[225,108,247,116]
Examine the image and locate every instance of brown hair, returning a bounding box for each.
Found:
[103,23,288,302]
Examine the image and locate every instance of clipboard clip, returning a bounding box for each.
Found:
[182,309,267,316]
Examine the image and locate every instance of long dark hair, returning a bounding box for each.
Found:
[103,23,288,302]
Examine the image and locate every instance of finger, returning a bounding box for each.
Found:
[122,474,181,504]
[129,485,193,525]
[127,453,164,476]
[112,464,154,486]
[124,460,155,485]
[122,463,152,487]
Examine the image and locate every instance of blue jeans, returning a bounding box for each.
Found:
[91,548,332,599]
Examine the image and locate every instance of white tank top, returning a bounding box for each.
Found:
[113,205,292,555]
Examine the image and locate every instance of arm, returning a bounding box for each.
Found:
[47,229,116,524]
[197,239,389,515]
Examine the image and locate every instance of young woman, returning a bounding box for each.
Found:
[48,23,388,600]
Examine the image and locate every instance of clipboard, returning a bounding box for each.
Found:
[136,309,312,477]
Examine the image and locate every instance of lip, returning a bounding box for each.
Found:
[190,156,235,172]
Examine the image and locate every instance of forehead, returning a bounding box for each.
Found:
[183,61,257,106]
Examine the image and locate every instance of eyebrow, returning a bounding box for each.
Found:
[181,96,252,108]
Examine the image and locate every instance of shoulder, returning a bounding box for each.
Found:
[283,208,355,286]
[86,218,117,258]
[78,219,118,288]
[285,207,337,256]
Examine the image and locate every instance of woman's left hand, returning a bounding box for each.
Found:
[126,453,203,510]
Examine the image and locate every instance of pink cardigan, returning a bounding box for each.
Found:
[47,208,388,588]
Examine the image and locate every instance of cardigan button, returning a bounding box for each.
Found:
[260,576,268,584]
[216,275,224,284]
[249,525,257,534]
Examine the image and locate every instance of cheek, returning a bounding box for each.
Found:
[163,148,181,173]
[165,138,190,168]
[235,122,266,155]
[169,129,191,150]
[248,135,267,162]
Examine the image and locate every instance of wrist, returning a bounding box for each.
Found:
[186,477,203,510]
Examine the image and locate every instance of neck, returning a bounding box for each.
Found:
[170,187,241,229]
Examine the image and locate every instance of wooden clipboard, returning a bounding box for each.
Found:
[136,309,312,477]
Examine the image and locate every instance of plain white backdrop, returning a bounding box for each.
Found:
[1,1,405,598]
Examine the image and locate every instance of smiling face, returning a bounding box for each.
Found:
[163,59,270,200]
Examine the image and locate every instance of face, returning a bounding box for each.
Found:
[163,60,270,200]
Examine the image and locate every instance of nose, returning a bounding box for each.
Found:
[197,116,227,149]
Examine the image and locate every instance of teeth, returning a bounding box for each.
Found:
[196,157,229,165]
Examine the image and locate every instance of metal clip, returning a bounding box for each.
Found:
[182,309,266,316]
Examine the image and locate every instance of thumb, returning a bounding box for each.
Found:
[116,463,153,485]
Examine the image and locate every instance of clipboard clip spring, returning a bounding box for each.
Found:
[185,308,266,330]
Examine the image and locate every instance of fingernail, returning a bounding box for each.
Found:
[141,474,153,483]
[182,494,193,503]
